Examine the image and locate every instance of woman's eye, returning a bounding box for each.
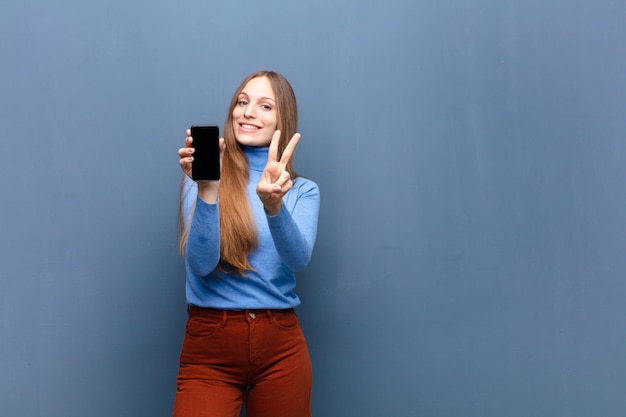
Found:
[261,104,272,110]
[238,100,248,106]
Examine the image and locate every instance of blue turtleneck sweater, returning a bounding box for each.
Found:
[181,146,320,309]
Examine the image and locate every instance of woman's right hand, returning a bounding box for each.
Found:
[178,129,226,203]
[178,129,226,177]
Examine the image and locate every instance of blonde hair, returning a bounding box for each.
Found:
[179,70,299,274]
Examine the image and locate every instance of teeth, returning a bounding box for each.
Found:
[241,124,259,129]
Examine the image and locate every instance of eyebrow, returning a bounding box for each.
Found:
[239,92,276,103]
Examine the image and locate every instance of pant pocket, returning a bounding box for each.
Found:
[179,316,222,365]
[270,309,300,330]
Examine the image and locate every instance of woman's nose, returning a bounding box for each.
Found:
[244,104,256,118]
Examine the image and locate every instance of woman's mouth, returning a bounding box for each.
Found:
[239,123,261,131]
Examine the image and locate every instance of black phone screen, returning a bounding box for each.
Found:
[191,125,220,181]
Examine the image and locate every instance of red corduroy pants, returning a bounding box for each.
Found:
[172,306,312,417]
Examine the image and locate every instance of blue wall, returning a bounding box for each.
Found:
[1,1,625,416]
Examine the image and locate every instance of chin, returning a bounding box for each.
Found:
[238,139,270,147]
[236,135,271,147]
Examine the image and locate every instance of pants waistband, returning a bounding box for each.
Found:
[188,305,295,322]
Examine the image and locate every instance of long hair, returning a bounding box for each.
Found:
[179,70,299,275]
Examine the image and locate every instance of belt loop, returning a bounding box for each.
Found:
[265,310,273,321]
[221,310,227,327]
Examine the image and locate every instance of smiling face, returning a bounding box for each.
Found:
[231,76,278,147]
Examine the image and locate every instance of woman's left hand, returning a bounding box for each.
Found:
[256,130,300,216]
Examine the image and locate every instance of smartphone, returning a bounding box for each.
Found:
[191,125,220,181]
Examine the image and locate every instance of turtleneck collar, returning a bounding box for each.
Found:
[243,146,269,173]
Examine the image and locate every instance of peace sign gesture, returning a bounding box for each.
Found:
[256,130,301,216]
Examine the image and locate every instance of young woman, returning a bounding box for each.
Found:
[173,70,320,417]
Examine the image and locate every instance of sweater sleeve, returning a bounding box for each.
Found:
[186,196,221,276]
[266,179,320,272]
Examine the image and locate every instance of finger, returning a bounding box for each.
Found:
[279,133,301,165]
[257,183,281,197]
[274,170,291,187]
[268,130,281,162]
[178,147,194,157]
[281,178,294,194]
[218,138,226,166]
[179,156,193,176]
